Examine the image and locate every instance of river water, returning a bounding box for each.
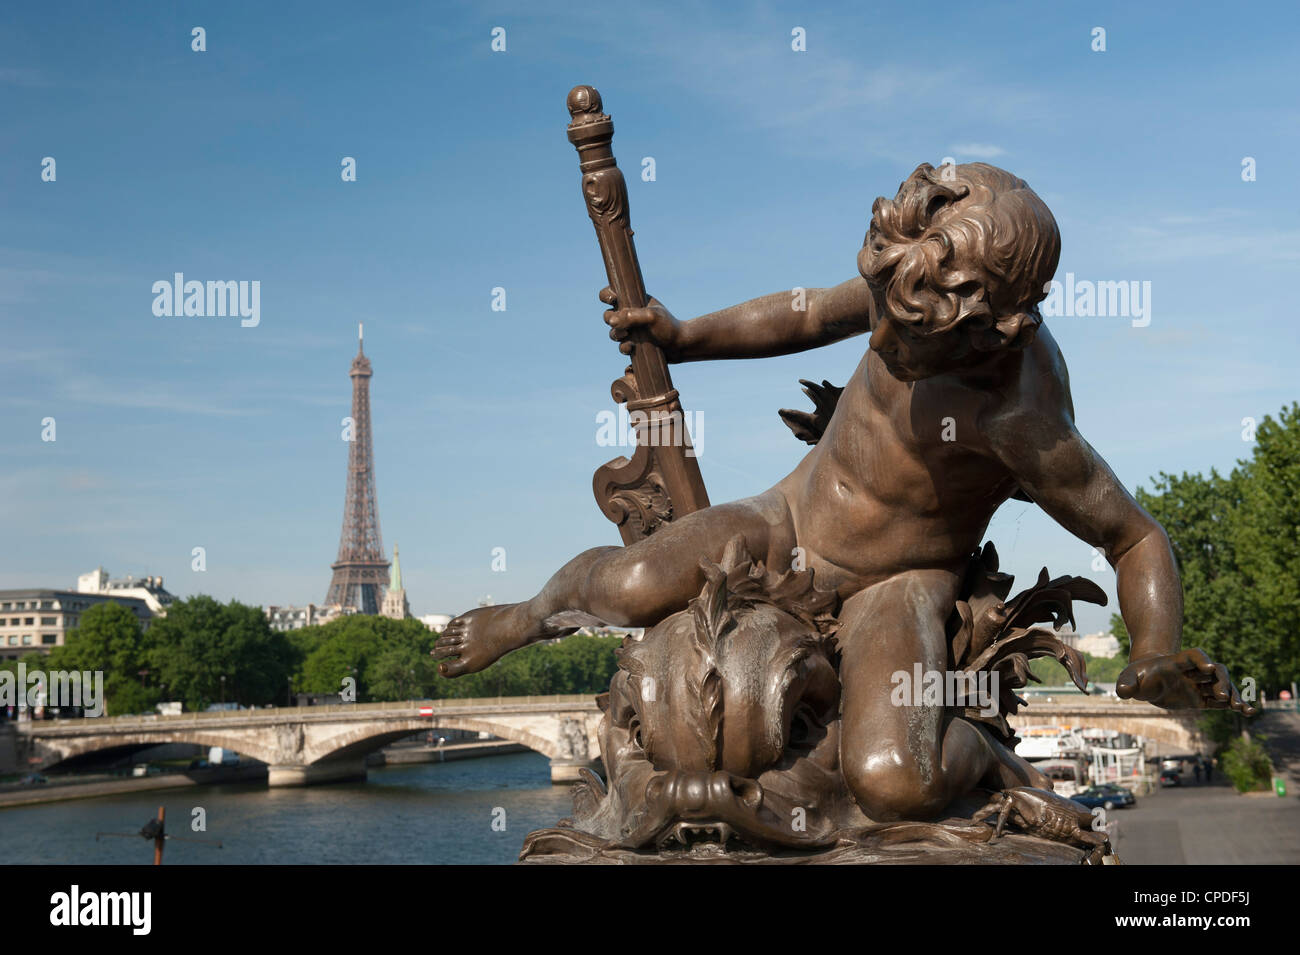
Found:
[0,753,573,864]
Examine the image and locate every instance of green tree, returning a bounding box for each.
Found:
[1029,651,1128,688]
[1230,403,1300,693]
[301,626,380,699]
[434,633,623,699]
[1108,613,1130,658]
[0,652,68,713]
[1136,468,1257,682]
[1133,402,1300,695]
[147,596,296,709]
[0,652,49,677]
[1219,735,1274,792]
[44,601,158,716]
[369,643,436,701]
[295,614,434,701]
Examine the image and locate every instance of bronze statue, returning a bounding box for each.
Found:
[435,87,1255,863]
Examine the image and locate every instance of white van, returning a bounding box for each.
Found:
[208,747,240,766]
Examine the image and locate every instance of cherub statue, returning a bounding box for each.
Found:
[436,162,1253,830]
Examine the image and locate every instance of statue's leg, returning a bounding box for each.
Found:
[562,488,795,625]
[837,569,1006,821]
[434,489,795,676]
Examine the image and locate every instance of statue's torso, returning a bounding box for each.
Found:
[782,336,1058,595]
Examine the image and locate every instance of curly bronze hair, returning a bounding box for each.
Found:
[858,162,1060,353]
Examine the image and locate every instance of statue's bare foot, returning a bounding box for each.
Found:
[432,603,545,677]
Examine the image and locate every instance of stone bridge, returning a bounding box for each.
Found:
[12,694,1204,788]
[1008,695,1206,753]
[14,696,603,785]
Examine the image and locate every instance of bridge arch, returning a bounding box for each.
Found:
[303,717,563,764]
[33,729,284,771]
[1008,707,1205,752]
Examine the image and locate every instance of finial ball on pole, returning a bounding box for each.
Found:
[567,85,603,119]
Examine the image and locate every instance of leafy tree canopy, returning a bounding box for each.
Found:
[146,596,296,710]
[43,601,157,716]
[1133,402,1299,695]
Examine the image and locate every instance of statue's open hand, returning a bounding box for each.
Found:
[602,288,681,357]
[1116,648,1257,715]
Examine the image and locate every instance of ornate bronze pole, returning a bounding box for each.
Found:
[566,85,710,543]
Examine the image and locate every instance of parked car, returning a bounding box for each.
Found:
[1072,791,1115,811]
[19,773,47,786]
[1087,783,1136,806]
[1075,785,1133,809]
[1159,770,1181,787]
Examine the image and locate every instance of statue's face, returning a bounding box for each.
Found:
[869,315,963,381]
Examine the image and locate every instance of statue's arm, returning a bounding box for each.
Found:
[675,277,873,362]
[606,277,873,363]
[986,352,1253,713]
[986,404,1183,664]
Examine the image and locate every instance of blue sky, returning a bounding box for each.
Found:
[3,1,1297,637]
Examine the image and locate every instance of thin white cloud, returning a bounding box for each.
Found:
[519,4,1053,165]
[950,142,1007,159]
[1119,224,1300,263]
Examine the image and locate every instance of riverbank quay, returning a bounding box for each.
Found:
[0,764,266,809]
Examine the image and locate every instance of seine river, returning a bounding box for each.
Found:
[0,753,573,864]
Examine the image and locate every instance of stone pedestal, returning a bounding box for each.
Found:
[519,825,1113,865]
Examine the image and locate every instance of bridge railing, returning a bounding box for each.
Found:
[17,694,599,731]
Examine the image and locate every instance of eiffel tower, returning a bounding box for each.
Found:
[325,324,390,613]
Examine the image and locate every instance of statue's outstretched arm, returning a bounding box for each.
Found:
[987,393,1254,715]
[989,396,1183,661]
[605,276,873,363]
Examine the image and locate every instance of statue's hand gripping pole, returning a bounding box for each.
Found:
[566,85,710,543]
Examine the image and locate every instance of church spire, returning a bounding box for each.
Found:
[380,542,410,620]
